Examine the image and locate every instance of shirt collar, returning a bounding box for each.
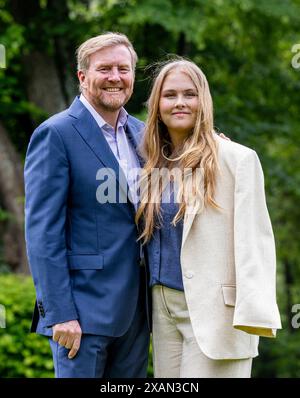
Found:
[79,93,128,131]
[117,107,129,129]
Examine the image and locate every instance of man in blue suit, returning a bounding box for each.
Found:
[24,32,150,378]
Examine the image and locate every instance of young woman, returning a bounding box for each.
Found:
[136,59,281,378]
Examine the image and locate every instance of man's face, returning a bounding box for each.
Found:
[78,45,134,113]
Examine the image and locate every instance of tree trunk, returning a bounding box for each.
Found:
[48,0,78,104]
[0,122,28,274]
[22,51,67,116]
[9,0,75,115]
[1,1,81,274]
[177,32,191,56]
[2,0,78,274]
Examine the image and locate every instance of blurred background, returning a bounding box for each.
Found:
[0,0,300,378]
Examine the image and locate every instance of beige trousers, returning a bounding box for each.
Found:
[152,285,253,378]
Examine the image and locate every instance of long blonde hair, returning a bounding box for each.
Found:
[135,58,219,244]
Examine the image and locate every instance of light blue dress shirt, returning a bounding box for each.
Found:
[79,94,141,208]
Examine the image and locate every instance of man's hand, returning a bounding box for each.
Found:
[52,320,82,359]
[219,132,231,141]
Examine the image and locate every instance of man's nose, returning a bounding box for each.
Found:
[107,67,121,82]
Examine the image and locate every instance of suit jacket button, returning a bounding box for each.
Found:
[185,271,194,279]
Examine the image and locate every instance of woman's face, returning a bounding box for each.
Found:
[159,69,198,144]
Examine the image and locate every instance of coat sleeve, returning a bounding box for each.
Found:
[24,123,78,328]
[232,149,282,337]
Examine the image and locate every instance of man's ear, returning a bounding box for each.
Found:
[78,70,87,88]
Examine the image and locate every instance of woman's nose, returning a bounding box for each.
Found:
[174,95,185,107]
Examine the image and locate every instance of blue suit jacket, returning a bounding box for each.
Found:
[24,96,145,337]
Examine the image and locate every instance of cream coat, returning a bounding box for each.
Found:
[180,133,282,360]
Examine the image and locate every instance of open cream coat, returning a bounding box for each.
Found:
[180,133,282,360]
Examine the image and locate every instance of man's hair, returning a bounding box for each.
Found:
[76,32,138,72]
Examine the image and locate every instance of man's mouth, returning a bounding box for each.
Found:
[103,88,123,92]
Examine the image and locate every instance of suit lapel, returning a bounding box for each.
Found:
[69,97,129,199]
[182,206,197,248]
[125,117,145,167]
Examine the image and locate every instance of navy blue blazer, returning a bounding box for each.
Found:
[24,96,145,337]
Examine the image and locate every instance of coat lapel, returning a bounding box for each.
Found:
[125,116,145,167]
[182,206,197,248]
[69,97,129,199]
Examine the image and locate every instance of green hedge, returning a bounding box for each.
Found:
[2,272,296,378]
[0,273,153,377]
[0,274,53,377]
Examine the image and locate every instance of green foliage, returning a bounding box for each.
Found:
[0,273,154,377]
[0,207,11,222]
[253,329,300,378]
[0,274,54,377]
[1,272,297,378]
[0,0,300,377]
